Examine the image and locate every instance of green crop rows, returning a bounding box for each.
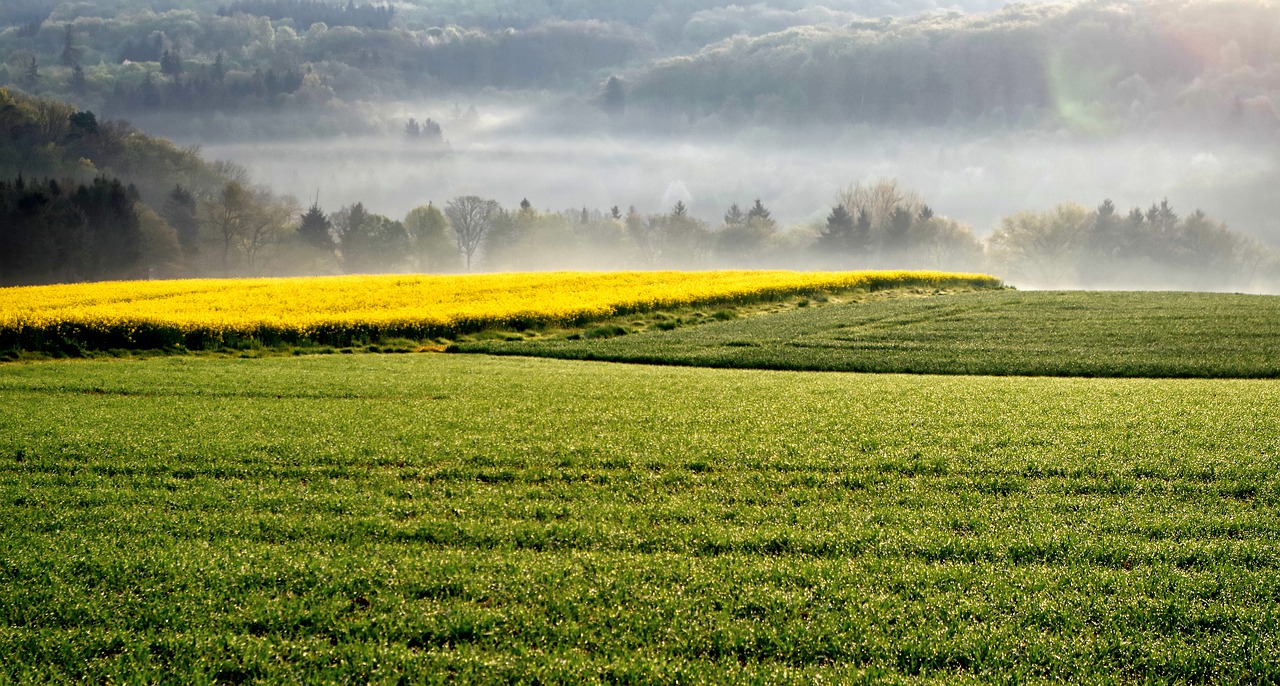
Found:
[457,290,1280,378]
[2,353,1279,683]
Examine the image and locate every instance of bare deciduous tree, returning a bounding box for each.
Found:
[201,181,296,276]
[839,178,923,235]
[444,195,501,271]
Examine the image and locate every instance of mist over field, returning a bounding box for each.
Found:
[2,0,1279,290]
[187,107,1280,244]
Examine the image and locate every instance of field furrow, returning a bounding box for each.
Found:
[2,355,1278,682]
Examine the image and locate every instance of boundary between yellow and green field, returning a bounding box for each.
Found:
[0,270,999,354]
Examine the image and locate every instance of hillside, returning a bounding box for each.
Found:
[0,87,228,203]
[628,0,1280,132]
[4,0,1276,135]
[0,87,304,285]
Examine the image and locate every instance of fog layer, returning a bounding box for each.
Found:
[192,108,1280,244]
[4,0,1278,292]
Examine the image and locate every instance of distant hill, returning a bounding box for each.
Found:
[0,87,232,206]
[3,0,1060,34]
[0,0,1073,125]
[0,87,297,285]
[627,0,1280,132]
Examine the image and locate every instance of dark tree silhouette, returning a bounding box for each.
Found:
[298,200,334,251]
[60,25,79,67]
[162,184,199,256]
[819,204,854,253]
[723,203,745,227]
[747,199,771,222]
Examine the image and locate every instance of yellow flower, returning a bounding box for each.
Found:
[0,271,998,343]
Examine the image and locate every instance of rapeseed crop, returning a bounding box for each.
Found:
[0,270,998,351]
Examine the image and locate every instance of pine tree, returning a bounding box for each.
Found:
[163,185,200,256]
[211,52,226,83]
[1090,199,1118,258]
[22,56,38,90]
[723,203,745,226]
[747,199,771,222]
[746,199,776,233]
[884,206,913,253]
[820,204,854,252]
[61,25,78,67]
[423,118,443,142]
[161,48,183,76]
[853,208,872,253]
[1147,198,1177,237]
[298,200,334,251]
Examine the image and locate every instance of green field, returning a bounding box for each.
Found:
[3,353,1279,683]
[457,290,1280,378]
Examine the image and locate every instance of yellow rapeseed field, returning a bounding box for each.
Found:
[0,270,999,349]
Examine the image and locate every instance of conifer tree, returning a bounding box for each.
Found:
[298,200,334,251]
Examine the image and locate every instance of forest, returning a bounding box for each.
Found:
[1,0,1277,291]
[0,0,1275,136]
[0,86,1275,291]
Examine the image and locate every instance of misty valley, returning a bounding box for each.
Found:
[4,0,1280,683]
[1,0,1279,290]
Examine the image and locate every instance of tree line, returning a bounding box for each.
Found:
[6,0,1276,137]
[1,0,978,40]
[5,0,1278,134]
[0,87,1274,290]
[0,176,145,285]
[217,0,394,30]
[989,199,1275,291]
[105,61,310,113]
[3,171,1277,293]
[625,0,1280,133]
[1,10,648,119]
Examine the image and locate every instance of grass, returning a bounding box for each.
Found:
[455,290,1280,378]
[2,353,1280,682]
